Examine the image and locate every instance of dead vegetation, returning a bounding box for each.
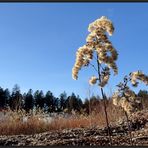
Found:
[0,109,148,146]
[0,100,124,135]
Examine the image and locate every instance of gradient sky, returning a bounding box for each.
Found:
[0,3,148,99]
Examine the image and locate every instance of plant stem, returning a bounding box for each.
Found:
[96,54,112,145]
[89,63,98,73]
[88,85,92,127]
[124,110,133,146]
[122,78,133,146]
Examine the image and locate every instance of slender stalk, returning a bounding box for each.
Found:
[124,110,133,146]
[88,85,92,127]
[122,79,133,146]
[141,97,144,110]
[96,54,112,145]
[89,63,98,73]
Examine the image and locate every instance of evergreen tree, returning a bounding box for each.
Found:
[4,88,10,108]
[67,93,81,112]
[83,98,90,114]
[44,91,54,112]
[59,91,67,111]
[9,84,23,110]
[24,89,34,112]
[34,90,44,109]
[76,95,83,111]
[0,87,6,108]
[53,97,59,112]
[65,96,70,112]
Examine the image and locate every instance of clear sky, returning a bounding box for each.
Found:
[0,3,148,99]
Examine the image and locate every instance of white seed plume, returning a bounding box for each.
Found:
[89,76,98,85]
[112,92,136,114]
[72,45,93,80]
[88,16,114,36]
[130,71,148,86]
[72,16,118,88]
[112,71,148,114]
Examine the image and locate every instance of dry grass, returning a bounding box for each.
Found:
[0,117,47,135]
[0,101,125,135]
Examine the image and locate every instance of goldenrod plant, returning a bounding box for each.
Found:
[72,16,118,145]
[112,70,148,145]
[113,71,148,114]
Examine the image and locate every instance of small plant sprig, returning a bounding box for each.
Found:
[113,70,148,114]
[72,16,119,145]
[130,71,148,87]
[112,70,148,145]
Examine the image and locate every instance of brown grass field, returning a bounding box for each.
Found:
[0,101,125,135]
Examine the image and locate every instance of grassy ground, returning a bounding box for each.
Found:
[0,110,148,146]
[0,103,125,135]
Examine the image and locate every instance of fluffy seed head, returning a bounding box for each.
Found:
[88,16,114,36]
[72,16,118,89]
[89,76,98,85]
[72,45,94,80]
[130,71,148,86]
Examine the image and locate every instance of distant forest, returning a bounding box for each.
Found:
[0,84,148,114]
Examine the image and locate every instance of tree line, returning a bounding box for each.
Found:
[0,84,83,113]
[0,84,148,113]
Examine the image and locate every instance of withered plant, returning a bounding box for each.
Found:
[72,16,118,145]
[112,70,148,145]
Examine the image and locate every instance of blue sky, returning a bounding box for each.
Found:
[0,3,148,99]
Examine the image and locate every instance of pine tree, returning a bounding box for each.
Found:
[44,91,54,112]
[24,89,34,112]
[59,91,67,111]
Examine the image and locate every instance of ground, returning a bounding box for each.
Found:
[0,110,148,146]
